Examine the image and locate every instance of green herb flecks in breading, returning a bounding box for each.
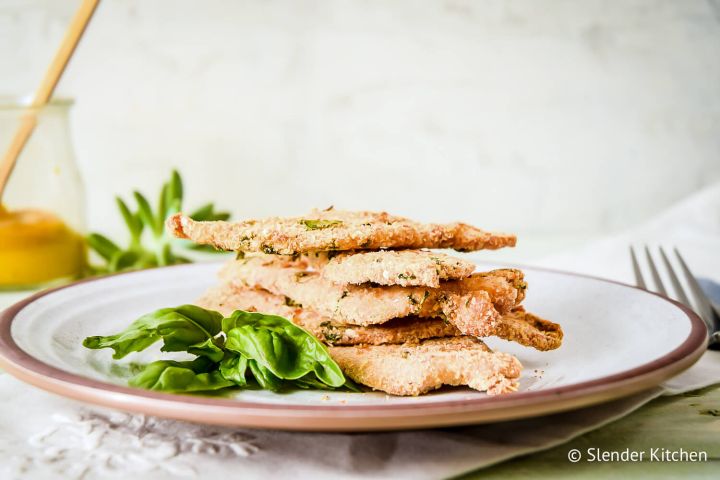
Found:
[299,219,343,230]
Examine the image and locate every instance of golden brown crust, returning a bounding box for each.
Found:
[218,256,528,337]
[495,307,564,351]
[197,282,561,350]
[196,283,460,345]
[167,209,516,254]
[319,249,476,287]
[196,283,295,318]
[329,337,522,396]
[456,269,527,313]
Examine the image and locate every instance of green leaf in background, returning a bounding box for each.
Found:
[169,169,183,207]
[157,183,168,232]
[115,197,143,245]
[109,250,145,272]
[223,310,346,388]
[86,170,232,275]
[86,233,121,262]
[189,202,231,222]
[129,357,233,392]
[133,191,158,236]
[157,169,183,230]
[83,305,224,361]
[185,202,231,252]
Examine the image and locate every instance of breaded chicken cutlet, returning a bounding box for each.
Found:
[167,208,516,255]
[219,255,527,337]
[197,283,562,350]
[330,337,522,396]
[173,207,561,397]
[315,249,477,287]
[197,284,459,346]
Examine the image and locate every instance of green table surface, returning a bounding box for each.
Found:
[1,292,718,478]
[462,384,720,478]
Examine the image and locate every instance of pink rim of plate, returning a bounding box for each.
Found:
[0,264,708,431]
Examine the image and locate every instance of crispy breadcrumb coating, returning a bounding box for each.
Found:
[196,283,459,345]
[197,281,560,350]
[167,208,516,254]
[319,249,476,287]
[329,337,522,396]
[218,256,528,337]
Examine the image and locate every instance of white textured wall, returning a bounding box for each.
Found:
[2,0,719,257]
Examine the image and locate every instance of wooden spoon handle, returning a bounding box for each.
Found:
[0,0,99,200]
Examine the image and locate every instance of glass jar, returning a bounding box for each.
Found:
[0,98,87,290]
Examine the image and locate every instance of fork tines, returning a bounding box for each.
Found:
[631,246,720,347]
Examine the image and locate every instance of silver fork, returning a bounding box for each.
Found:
[631,246,720,349]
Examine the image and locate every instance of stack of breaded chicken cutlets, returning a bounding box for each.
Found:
[168,208,563,396]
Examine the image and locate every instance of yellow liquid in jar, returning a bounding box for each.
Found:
[0,205,86,288]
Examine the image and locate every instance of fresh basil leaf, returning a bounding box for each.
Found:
[247,359,283,391]
[86,233,121,261]
[299,219,343,230]
[340,378,363,392]
[219,354,249,386]
[292,374,330,390]
[129,357,233,392]
[187,336,225,362]
[84,302,356,394]
[293,374,363,392]
[223,310,345,387]
[83,305,224,360]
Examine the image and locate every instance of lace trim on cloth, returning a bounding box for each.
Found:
[10,410,258,478]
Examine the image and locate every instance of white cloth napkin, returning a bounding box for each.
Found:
[1,184,719,480]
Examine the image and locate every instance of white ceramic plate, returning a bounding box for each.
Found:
[0,263,706,431]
